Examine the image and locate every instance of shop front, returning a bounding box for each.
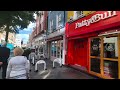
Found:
[65,11,120,79]
[47,27,65,65]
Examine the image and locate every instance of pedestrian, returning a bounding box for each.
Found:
[22,48,31,60]
[29,48,36,65]
[0,41,10,79]
[6,47,30,79]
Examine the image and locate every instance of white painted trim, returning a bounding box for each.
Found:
[47,27,65,39]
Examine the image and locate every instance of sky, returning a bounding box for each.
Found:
[16,14,36,44]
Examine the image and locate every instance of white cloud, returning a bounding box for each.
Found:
[23,22,35,32]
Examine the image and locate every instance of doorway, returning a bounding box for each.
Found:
[74,39,88,68]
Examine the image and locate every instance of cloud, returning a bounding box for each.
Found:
[19,22,36,34]
[18,13,36,34]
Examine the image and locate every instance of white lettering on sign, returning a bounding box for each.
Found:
[75,11,117,29]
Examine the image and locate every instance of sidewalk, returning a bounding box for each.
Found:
[29,59,98,79]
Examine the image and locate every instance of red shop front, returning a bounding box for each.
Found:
[65,11,120,79]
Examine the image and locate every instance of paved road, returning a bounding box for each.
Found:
[29,59,98,79]
[0,52,98,79]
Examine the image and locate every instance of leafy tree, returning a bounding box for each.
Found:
[0,11,39,42]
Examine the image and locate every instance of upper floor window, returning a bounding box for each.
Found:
[56,14,62,29]
[76,11,84,18]
[50,20,53,33]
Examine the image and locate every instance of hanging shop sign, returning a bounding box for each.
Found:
[75,11,117,29]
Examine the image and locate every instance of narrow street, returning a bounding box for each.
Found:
[0,52,98,79]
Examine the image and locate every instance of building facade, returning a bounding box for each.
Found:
[46,11,67,65]
[65,11,120,79]
[0,31,16,45]
[30,11,48,55]
[15,38,22,47]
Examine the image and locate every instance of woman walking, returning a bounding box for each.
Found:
[6,47,30,79]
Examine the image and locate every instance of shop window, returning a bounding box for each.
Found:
[54,41,57,57]
[57,40,60,58]
[90,58,100,73]
[104,60,118,79]
[103,36,118,59]
[90,38,101,57]
[51,41,54,56]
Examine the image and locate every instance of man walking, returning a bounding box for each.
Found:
[0,41,10,79]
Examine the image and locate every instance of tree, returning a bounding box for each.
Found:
[0,11,39,43]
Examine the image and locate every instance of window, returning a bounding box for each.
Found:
[91,38,101,57]
[51,41,54,56]
[76,11,84,18]
[54,41,57,57]
[56,14,62,29]
[51,40,63,59]
[57,41,60,58]
[104,60,118,78]
[90,37,101,74]
[90,34,119,79]
[50,20,53,33]
[103,36,118,59]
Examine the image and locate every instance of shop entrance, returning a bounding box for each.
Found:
[74,39,88,68]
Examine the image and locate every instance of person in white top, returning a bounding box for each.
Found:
[29,49,36,65]
[6,47,30,79]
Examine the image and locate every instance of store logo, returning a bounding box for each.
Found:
[75,11,117,29]
[92,44,98,51]
[105,43,115,51]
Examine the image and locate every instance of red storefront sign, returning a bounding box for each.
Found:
[66,11,120,38]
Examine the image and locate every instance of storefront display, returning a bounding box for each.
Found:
[104,60,118,78]
[65,11,120,79]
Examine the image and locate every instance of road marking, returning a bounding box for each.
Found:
[38,71,46,75]
[42,70,51,79]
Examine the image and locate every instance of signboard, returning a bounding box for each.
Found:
[75,11,117,29]
[66,11,120,38]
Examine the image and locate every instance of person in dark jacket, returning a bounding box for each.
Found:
[22,48,31,60]
[0,41,10,79]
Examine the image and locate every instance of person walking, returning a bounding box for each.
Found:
[6,47,30,79]
[0,41,10,79]
[29,48,36,65]
[22,48,31,60]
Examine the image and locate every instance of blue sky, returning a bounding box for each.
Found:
[16,14,36,44]
[18,22,35,34]
[16,22,36,44]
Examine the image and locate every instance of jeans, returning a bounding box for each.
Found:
[0,63,8,79]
